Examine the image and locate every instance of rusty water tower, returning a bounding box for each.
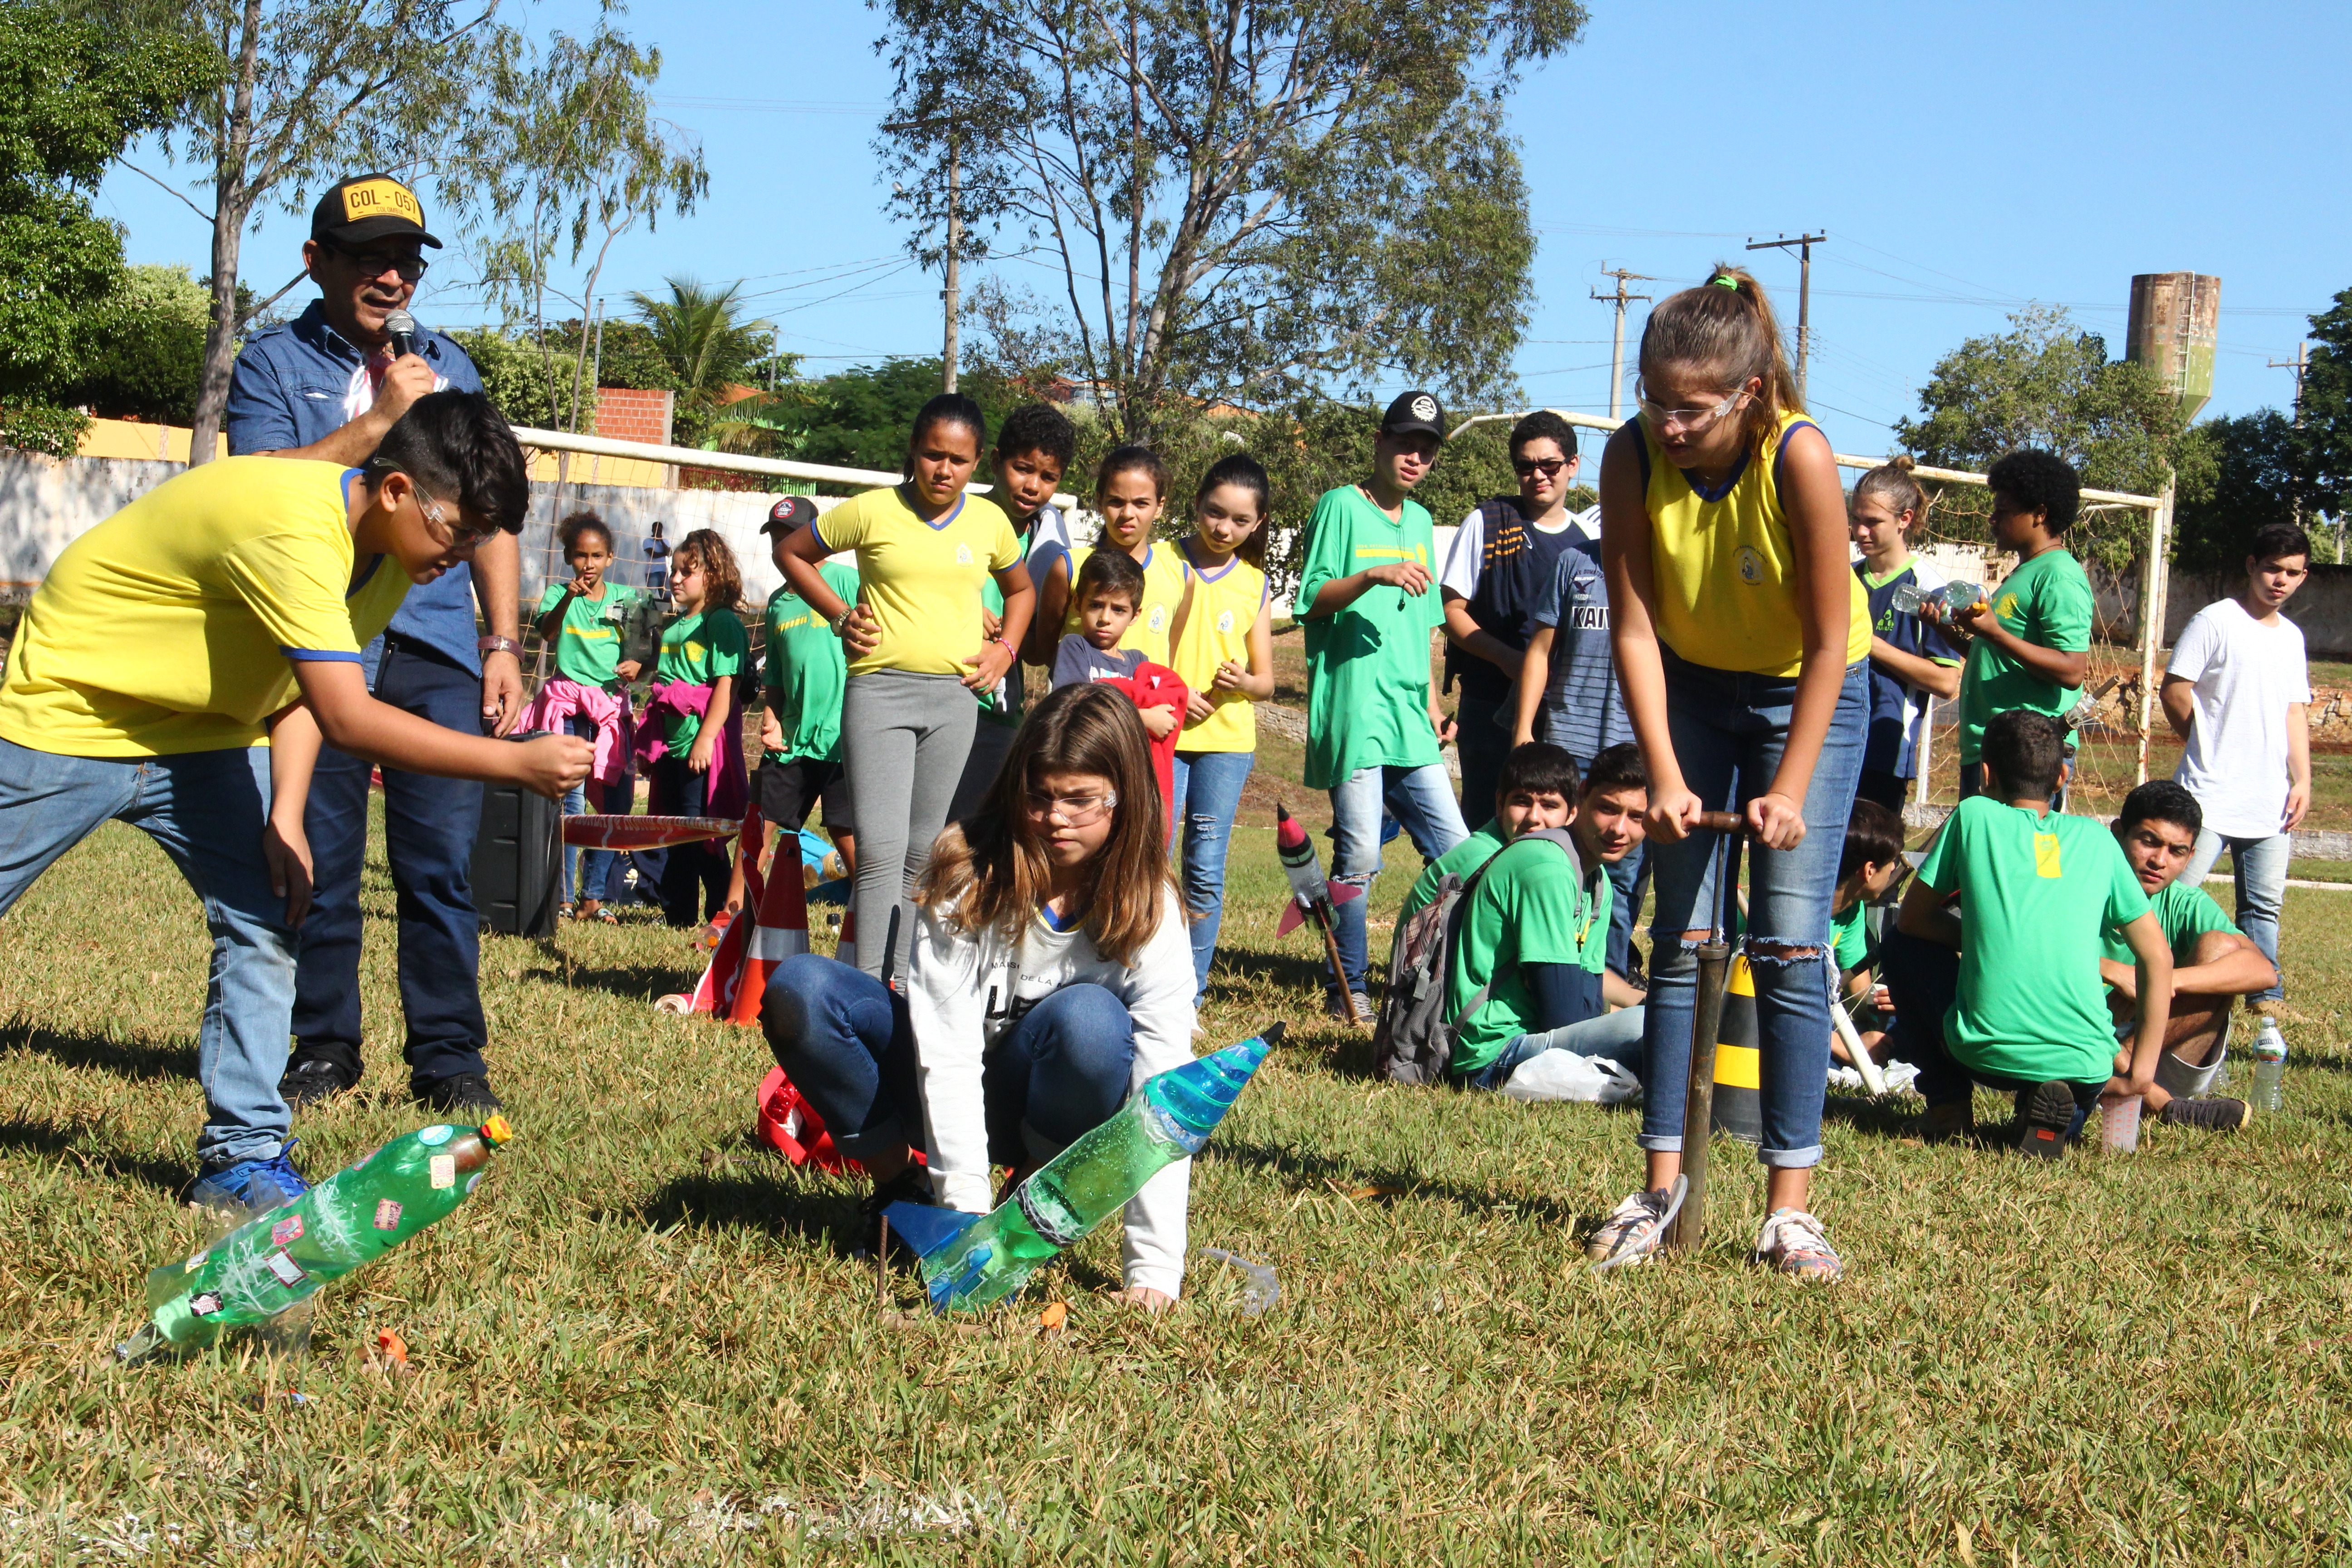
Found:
[2126,272,2220,422]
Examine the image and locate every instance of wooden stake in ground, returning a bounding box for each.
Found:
[1669,813,1744,1255]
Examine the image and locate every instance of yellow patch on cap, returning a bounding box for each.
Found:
[340,177,422,227]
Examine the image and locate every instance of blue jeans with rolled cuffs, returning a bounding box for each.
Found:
[1328,761,1471,995]
[1637,654,1868,1171]
[0,739,295,1169]
[2180,828,2288,1004]
[761,954,1136,1176]
[1171,749,1255,998]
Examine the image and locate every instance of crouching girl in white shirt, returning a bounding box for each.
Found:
[761,681,1199,1309]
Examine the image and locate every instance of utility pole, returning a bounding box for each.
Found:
[1591,266,1654,420]
[1745,232,1827,406]
[2270,343,2310,527]
[884,115,965,392]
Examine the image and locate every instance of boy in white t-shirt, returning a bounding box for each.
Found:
[2161,521,2313,1004]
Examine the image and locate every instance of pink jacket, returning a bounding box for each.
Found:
[521,677,633,786]
[634,680,748,822]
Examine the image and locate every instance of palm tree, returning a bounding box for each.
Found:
[627,277,770,445]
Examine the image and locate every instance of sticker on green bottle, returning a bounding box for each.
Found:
[189,1292,222,1318]
[417,1125,454,1147]
[430,1155,456,1190]
[373,1199,402,1231]
[270,1215,303,1246]
[265,1252,305,1286]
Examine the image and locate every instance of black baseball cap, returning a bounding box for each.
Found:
[1381,390,1445,440]
[310,173,443,249]
[762,495,818,534]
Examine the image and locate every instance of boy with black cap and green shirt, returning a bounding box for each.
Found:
[1298,390,1471,1022]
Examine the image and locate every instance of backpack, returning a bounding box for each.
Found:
[1373,828,1585,1084]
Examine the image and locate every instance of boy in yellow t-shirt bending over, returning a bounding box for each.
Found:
[0,393,589,1211]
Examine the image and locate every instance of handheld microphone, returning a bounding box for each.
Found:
[385,309,417,359]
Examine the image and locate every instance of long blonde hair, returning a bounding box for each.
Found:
[915,683,1177,967]
[1638,264,1802,452]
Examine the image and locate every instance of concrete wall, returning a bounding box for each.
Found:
[0,451,186,589]
[2097,560,2352,658]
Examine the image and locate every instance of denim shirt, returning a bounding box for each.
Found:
[226,299,487,673]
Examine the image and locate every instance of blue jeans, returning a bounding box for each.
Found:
[648,755,726,927]
[761,956,1136,1172]
[1454,691,1511,827]
[2181,828,2288,1004]
[560,713,617,904]
[292,637,487,1088]
[1329,761,1470,995]
[1637,655,1868,1170]
[0,739,292,1167]
[1171,749,1255,997]
[1464,1004,1648,1091]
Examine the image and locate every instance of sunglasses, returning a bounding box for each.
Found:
[1513,456,1568,478]
[328,241,429,282]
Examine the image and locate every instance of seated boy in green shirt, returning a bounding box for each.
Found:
[1896,710,2171,1157]
[2101,780,2274,1132]
[1436,743,1650,1090]
[1827,798,1906,1069]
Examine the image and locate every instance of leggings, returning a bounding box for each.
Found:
[841,669,978,984]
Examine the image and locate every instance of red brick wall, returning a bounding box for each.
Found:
[593,387,674,447]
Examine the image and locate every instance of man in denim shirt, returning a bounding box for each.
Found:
[226,173,521,1114]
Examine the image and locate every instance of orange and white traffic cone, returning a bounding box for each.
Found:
[729,838,810,1026]
[680,808,763,1017]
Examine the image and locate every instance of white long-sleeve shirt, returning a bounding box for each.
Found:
[904,887,1200,1298]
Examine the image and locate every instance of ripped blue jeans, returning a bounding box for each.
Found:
[1637,653,1868,1170]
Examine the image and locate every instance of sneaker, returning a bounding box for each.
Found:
[278,1054,360,1110]
[1920,1101,1975,1145]
[188,1141,309,1214]
[858,1166,936,1259]
[1753,1207,1843,1283]
[414,1072,504,1116]
[1323,990,1374,1026]
[2161,1096,2252,1132]
[1585,1181,1684,1270]
[2016,1080,2078,1160]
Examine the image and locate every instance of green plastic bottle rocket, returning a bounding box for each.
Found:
[886,1027,1279,1313]
[116,1117,513,1362]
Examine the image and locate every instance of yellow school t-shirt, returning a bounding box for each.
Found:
[1061,542,1191,667]
[1171,545,1265,753]
[0,457,411,757]
[1639,407,1872,677]
[813,486,1022,677]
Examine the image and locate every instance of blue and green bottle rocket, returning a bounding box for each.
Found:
[116,1117,514,1362]
[886,1027,1279,1313]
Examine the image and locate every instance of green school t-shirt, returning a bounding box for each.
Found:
[1956,547,2093,764]
[656,606,748,750]
[1830,899,1870,975]
[1297,485,1442,789]
[977,525,1032,729]
[1444,833,1605,1076]
[1917,796,2150,1083]
[2098,875,2235,968]
[1400,820,1506,924]
[536,580,641,689]
[761,564,859,765]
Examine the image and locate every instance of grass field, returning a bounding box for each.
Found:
[2,775,2350,1564]
[9,619,2352,1563]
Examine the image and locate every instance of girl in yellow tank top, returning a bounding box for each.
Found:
[1590,266,1872,1286]
[1167,455,1275,998]
[1036,445,1194,666]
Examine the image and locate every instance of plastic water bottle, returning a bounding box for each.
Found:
[117,1117,514,1361]
[2251,1016,2288,1112]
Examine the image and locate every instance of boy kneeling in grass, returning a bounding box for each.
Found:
[1895,710,2170,1156]
[0,393,590,1210]
[1411,741,1650,1091]
[2101,780,2275,1132]
[1827,799,1906,1069]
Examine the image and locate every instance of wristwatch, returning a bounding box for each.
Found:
[830,606,858,637]
[478,635,521,657]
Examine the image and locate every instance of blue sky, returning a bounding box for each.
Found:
[96,0,2349,458]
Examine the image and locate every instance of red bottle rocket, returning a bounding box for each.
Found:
[1273,804,1363,1022]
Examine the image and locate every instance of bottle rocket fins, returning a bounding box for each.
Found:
[880,1202,982,1260]
[1276,900,1306,936]
[1328,881,1363,906]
